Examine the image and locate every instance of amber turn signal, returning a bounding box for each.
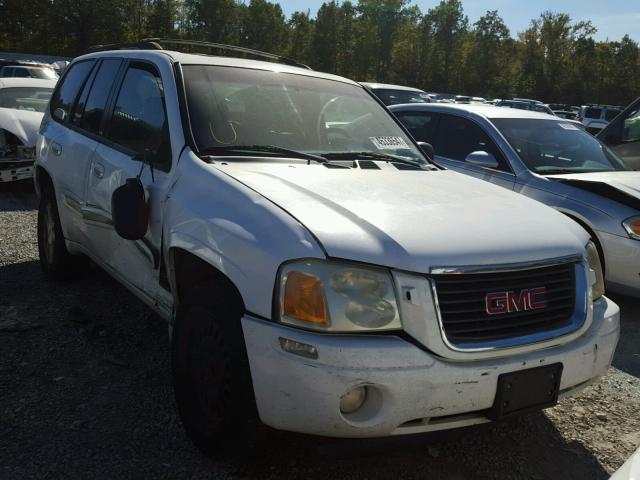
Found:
[283,271,329,324]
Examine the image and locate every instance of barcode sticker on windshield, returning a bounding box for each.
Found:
[559,123,580,131]
[370,136,410,150]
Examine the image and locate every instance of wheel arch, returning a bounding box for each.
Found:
[167,247,246,316]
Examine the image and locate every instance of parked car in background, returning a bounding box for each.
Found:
[0,64,58,80]
[361,82,430,105]
[497,99,555,116]
[391,102,640,297]
[553,110,579,121]
[578,105,623,135]
[598,97,640,170]
[35,43,618,455]
[0,77,56,182]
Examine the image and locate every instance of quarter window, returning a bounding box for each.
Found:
[50,60,95,122]
[71,59,121,135]
[107,63,169,164]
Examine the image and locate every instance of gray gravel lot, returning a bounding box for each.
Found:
[1,183,639,480]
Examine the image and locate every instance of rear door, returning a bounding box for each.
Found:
[84,60,173,299]
[431,113,516,190]
[599,98,640,170]
[39,59,97,245]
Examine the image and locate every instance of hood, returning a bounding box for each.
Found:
[0,107,43,146]
[217,162,588,272]
[549,171,640,211]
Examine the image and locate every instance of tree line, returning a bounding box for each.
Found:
[1,0,638,106]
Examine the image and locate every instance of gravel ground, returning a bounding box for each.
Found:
[1,182,639,480]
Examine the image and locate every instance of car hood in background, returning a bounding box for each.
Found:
[549,171,640,211]
[0,107,43,146]
[219,163,588,272]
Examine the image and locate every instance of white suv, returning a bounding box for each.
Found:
[34,42,619,455]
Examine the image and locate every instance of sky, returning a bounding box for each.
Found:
[276,0,640,42]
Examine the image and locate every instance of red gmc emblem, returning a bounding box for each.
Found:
[485,287,547,315]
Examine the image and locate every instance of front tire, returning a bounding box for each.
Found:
[171,283,263,457]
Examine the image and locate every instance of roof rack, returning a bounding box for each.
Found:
[85,38,312,70]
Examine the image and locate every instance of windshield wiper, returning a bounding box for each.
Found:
[321,151,425,168]
[199,145,327,164]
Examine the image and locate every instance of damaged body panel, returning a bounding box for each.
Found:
[0,78,55,182]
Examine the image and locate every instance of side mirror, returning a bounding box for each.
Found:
[111,178,149,240]
[417,141,435,161]
[465,151,499,169]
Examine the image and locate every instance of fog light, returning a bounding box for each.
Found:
[340,386,367,414]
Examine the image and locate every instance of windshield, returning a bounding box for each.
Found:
[0,87,53,112]
[492,118,629,173]
[372,89,428,106]
[182,65,425,164]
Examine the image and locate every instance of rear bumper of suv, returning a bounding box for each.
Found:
[242,296,619,438]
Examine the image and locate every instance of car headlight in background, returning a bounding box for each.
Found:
[17,145,36,160]
[278,260,401,332]
[585,241,605,300]
[622,216,640,240]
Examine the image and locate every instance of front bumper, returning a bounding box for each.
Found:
[600,231,640,297]
[0,160,34,183]
[242,296,619,438]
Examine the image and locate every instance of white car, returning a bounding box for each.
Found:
[361,82,431,105]
[0,77,56,182]
[391,102,640,298]
[35,43,619,455]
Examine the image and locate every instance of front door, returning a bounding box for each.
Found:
[83,60,172,302]
[432,113,516,190]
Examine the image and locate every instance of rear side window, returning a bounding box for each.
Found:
[107,63,170,164]
[71,59,121,135]
[396,111,439,145]
[1,67,13,77]
[436,114,508,171]
[50,60,95,122]
[584,108,601,119]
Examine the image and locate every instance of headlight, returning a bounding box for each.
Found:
[16,145,35,160]
[585,241,605,300]
[278,260,401,332]
[622,216,640,240]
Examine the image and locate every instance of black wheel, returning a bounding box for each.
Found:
[37,188,83,279]
[171,282,263,457]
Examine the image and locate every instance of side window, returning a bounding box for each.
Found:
[50,60,95,122]
[622,107,640,143]
[71,59,122,135]
[436,114,508,171]
[107,63,170,164]
[15,68,29,78]
[2,67,13,77]
[396,112,439,145]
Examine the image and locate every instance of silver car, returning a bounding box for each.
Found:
[391,103,640,297]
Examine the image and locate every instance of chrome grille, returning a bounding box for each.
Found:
[432,262,577,346]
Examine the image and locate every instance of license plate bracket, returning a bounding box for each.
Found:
[489,363,563,421]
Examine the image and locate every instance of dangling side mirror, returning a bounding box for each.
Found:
[417,141,435,161]
[111,178,149,240]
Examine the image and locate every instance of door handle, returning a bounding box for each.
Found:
[93,163,105,179]
[51,141,62,156]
